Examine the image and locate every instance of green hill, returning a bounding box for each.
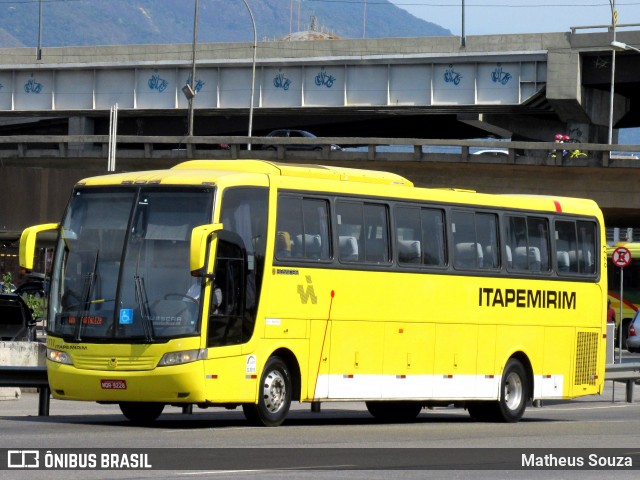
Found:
[0,0,451,47]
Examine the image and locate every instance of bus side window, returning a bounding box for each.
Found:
[336,201,362,263]
[276,195,330,261]
[394,205,446,267]
[363,203,390,264]
[555,220,579,274]
[451,210,485,270]
[506,215,549,273]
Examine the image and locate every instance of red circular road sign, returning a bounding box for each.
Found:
[612,246,632,268]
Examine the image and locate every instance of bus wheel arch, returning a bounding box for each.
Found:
[510,351,534,404]
[467,352,532,423]
[270,348,301,401]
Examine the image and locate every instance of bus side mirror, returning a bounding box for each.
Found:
[190,223,223,275]
[19,223,59,271]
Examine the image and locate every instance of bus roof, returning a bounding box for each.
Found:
[77,160,413,188]
[75,160,601,219]
[172,160,414,186]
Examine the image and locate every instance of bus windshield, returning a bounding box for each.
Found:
[48,187,214,342]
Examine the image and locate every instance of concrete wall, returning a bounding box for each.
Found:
[0,341,46,400]
[2,158,640,233]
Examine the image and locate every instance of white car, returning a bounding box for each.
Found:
[627,310,640,353]
[471,149,509,156]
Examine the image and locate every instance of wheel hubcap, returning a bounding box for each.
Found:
[504,372,523,410]
[262,370,286,413]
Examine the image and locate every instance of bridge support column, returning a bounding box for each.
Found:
[68,116,95,151]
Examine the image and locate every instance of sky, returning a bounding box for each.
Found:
[387,0,640,36]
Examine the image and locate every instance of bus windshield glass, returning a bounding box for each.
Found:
[48,187,214,342]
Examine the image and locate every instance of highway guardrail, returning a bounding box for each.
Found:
[1,135,640,167]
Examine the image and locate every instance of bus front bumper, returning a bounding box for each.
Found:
[47,360,207,404]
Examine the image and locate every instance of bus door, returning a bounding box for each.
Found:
[200,230,258,402]
[206,232,246,350]
[207,230,247,350]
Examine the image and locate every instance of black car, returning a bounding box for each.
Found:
[15,273,46,298]
[0,293,37,341]
[261,129,341,151]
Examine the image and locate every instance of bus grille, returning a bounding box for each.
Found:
[73,355,157,371]
[574,331,598,386]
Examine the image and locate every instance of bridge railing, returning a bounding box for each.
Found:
[1,135,640,167]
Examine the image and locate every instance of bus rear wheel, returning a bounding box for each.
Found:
[365,401,423,422]
[242,356,292,427]
[498,359,528,422]
[119,402,164,424]
[467,359,528,423]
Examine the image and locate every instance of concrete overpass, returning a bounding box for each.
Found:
[2,29,640,267]
[1,29,640,143]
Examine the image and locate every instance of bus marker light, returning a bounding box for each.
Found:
[553,200,562,212]
[396,375,406,379]
[444,375,453,379]
[343,375,354,379]
[485,375,494,379]
[245,375,257,379]
[206,374,218,379]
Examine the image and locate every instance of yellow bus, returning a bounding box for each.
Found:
[607,242,640,347]
[20,160,606,425]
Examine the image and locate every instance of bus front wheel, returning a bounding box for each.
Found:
[242,356,292,427]
[119,402,164,424]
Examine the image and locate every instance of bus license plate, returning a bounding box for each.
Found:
[100,379,127,390]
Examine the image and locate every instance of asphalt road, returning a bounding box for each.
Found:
[2,352,640,479]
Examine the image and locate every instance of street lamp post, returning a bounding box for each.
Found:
[37,0,43,60]
[242,0,257,151]
[607,0,617,145]
[612,40,640,54]
[184,0,199,137]
[461,0,466,48]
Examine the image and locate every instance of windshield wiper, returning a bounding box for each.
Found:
[134,274,154,342]
[73,250,99,342]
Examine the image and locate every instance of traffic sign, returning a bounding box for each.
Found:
[612,246,632,268]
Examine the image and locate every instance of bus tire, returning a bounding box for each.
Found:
[365,401,422,422]
[496,358,528,423]
[242,356,292,427]
[119,402,164,424]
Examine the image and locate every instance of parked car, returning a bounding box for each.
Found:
[0,293,37,341]
[261,129,341,151]
[15,273,46,298]
[627,310,640,353]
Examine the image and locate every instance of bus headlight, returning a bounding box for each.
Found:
[158,348,207,367]
[47,348,73,365]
